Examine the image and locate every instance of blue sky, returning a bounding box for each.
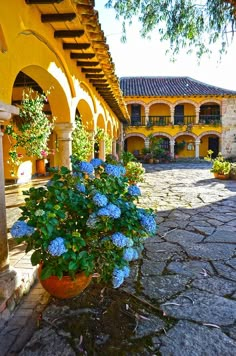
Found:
[95,2,236,91]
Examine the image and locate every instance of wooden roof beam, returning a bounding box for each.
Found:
[77,61,99,66]
[54,30,84,38]
[89,79,107,83]
[26,0,63,4]
[85,73,104,78]
[41,13,76,23]
[83,70,103,74]
[70,53,95,59]
[63,43,90,50]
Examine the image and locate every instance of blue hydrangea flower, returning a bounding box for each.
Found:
[112,267,125,288]
[86,213,99,228]
[78,161,94,175]
[123,247,138,261]
[128,185,141,196]
[48,237,67,256]
[90,158,103,168]
[73,172,83,178]
[140,214,157,234]
[122,265,130,278]
[93,193,108,207]
[137,208,146,218]
[106,203,121,219]
[126,238,134,247]
[46,180,54,187]
[104,164,122,177]
[76,183,86,193]
[97,207,110,217]
[10,220,35,238]
[111,232,128,248]
[118,165,126,175]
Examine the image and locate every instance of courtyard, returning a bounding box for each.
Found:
[1,161,236,355]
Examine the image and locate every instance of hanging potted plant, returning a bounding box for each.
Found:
[5,88,55,176]
[10,156,157,299]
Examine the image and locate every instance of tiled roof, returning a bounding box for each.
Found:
[119,76,236,97]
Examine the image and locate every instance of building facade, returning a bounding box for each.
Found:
[0,0,128,183]
[120,77,236,160]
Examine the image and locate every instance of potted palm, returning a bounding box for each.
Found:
[10,156,157,299]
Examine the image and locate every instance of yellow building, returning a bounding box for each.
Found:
[120,77,236,160]
[0,0,129,183]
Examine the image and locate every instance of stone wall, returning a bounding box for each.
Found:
[221,98,236,158]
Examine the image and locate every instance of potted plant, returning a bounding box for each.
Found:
[5,88,55,175]
[10,156,157,299]
[125,161,145,184]
[230,163,236,180]
[205,151,231,179]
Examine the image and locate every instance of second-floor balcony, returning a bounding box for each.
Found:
[130,114,221,127]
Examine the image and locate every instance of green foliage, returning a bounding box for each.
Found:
[205,151,231,175]
[148,135,165,159]
[105,0,236,58]
[11,157,157,287]
[125,161,145,184]
[175,141,186,154]
[5,88,55,167]
[121,151,137,166]
[72,116,93,161]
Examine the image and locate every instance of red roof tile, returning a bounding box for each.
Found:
[119,76,236,97]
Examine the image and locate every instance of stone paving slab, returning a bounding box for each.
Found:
[159,320,236,356]
[161,289,236,325]
[3,162,236,355]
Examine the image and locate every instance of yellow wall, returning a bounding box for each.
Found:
[126,136,145,153]
[149,104,170,116]
[0,0,123,181]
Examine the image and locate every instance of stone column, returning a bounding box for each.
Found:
[170,107,175,125]
[88,130,95,160]
[0,103,19,272]
[145,137,150,149]
[145,106,149,125]
[195,106,200,124]
[195,139,201,159]
[0,103,20,302]
[99,139,105,160]
[54,123,75,169]
[112,139,117,158]
[170,140,175,159]
[119,124,124,153]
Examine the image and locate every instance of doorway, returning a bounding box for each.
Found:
[208,137,219,158]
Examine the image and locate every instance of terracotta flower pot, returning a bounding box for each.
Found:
[214,173,230,180]
[38,265,92,299]
[36,159,46,175]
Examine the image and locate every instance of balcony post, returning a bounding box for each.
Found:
[170,140,175,159]
[195,139,201,159]
[195,106,200,124]
[170,107,174,124]
[145,106,149,125]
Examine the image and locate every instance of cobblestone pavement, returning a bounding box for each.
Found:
[2,162,236,355]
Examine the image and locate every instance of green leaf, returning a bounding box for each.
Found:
[68,261,79,271]
[30,250,42,266]
[40,265,54,280]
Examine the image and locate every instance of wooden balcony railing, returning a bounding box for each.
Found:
[129,115,221,127]
[199,115,221,125]
[174,116,195,125]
